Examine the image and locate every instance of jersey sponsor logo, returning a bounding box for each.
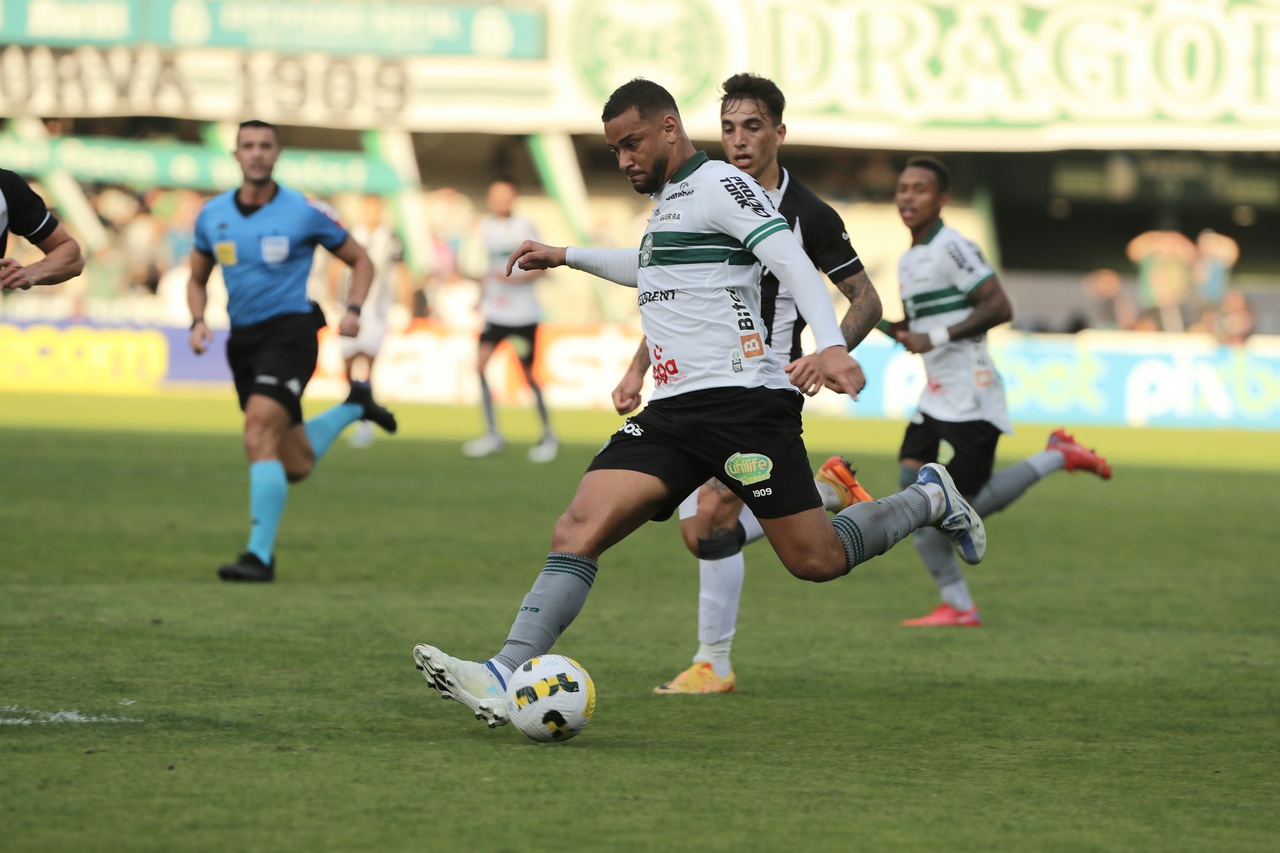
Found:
[731,349,743,372]
[621,420,644,437]
[650,344,682,387]
[214,241,238,266]
[658,211,681,223]
[663,182,694,201]
[740,332,764,358]
[640,232,654,267]
[261,235,290,264]
[719,176,772,218]
[724,452,773,486]
[255,374,279,386]
[285,378,302,396]
[637,289,676,307]
[947,241,976,275]
[726,287,758,334]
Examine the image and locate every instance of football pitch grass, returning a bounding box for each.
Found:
[2,391,1277,852]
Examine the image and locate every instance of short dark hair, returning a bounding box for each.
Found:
[720,73,785,125]
[237,119,279,143]
[905,155,951,193]
[601,78,679,123]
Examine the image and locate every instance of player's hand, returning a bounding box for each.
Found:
[189,320,214,355]
[0,258,34,291]
[783,354,824,396]
[611,370,645,415]
[895,330,932,354]
[817,346,866,399]
[506,240,566,275]
[338,311,360,338]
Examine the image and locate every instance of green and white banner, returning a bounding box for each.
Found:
[2,0,1278,150]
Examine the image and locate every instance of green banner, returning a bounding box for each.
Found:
[0,0,545,58]
[0,132,402,194]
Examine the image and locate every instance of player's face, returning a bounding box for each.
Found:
[605,107,671,195]
[234,127,281,186]
[487,180,518,216]
[896,166,948,234]
[720,98,784,180]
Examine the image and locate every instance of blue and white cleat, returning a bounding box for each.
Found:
[916,463,986,565]
[412,643,511,728]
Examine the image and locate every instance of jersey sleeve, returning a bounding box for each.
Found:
[0,170,57,245]
[306,199,350,251]
[941,233,996,294]
[704,169,791,251]
[805,201,864,283]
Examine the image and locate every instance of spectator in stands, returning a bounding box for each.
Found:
[1193,229,1239,313]
[1126,229,1196,332]
[1192,286,1256,345]
[1081,268,1139,331]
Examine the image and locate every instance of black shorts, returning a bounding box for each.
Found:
[479,322,538,366]
[226,305,325,425]
[587,386,822,521]
[899,412,1002,496]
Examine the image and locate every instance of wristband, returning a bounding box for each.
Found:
[346,303,362,316]
[928,326,951,347]
[190,317,204,330]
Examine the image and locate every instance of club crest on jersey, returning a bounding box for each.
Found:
[261,235,289,264]
[640,233,654,267]
[724,452,773,486]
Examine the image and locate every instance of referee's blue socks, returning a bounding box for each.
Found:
[304,402,363,460]
[247,459,288,565]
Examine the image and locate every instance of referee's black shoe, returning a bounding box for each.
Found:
[218,551,275,582]
[346,380,398,434]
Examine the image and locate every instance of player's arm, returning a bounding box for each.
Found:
[831,268,883,350]
[896,275,1013,354]
[0,223,84,291]
[187,248,216,355]
[612,337,651,415]
[330,234,373,337]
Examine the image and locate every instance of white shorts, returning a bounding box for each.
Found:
[340,318,387,360]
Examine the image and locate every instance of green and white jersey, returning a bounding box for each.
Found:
[479,212,542,326]
[898,219,1011,433]
[638,151,798,400]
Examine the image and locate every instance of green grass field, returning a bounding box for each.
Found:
[2,391,1277,852]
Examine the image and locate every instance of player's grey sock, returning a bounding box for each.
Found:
[478,374,498,435]
[915,525,967,589]
[971,454,1057,516]
[831,486,932,572]
[494,552,597,671]
[529,380,553,439]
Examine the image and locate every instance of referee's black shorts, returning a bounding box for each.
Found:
[899,412,1002,496]
[588,386,822,521]
[225,305,325,425]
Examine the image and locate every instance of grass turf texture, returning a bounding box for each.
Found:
[2,391,1277,852]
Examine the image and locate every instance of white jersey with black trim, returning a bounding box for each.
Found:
[898,219,1011,433]
[479,212,542,326]
[636,151,797,400]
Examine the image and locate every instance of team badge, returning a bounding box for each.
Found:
[261,235,290,264]
[640,233,654,267]
[724,452,773,486]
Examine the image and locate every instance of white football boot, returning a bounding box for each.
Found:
[412,643,511,728]
[462,434,506,458]
[916,462,986,565]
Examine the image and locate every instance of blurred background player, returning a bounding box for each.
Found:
[188,120,398,582]
[462,176,558,463]
[412,79,986,731]
[328,194,410,448]
[0,168,85,291]
[612,73,883,695]
[885,155,1112,626]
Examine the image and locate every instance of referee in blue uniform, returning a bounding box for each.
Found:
[187,120,397,582]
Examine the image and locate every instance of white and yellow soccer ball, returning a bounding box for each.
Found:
[506,655,596,742]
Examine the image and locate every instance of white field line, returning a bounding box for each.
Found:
[0,706,143,725]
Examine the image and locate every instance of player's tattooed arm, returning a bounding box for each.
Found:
[831,269,883,350]
[611,337,653,415]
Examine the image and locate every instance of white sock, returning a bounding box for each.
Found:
[920,482,946,521]
[693,552,744,678]
[694,638,734,679]
[939,580,975,612]
[488,658,514,685]
[738,506,765,545]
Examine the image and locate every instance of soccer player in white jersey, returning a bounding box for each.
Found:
[410,79,987,732]
[462,177,558,463]
[612,73,882,695]
[331,194,408,447]
[885,156,1112,627]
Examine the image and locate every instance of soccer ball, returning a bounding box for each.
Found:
[506,655,595,743]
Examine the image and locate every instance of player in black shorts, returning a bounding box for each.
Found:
[0,169,84,291]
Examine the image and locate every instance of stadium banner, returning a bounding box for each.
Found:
[1,319,1277,430]
[1,0,1278,150]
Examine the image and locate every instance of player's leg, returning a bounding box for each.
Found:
[463,331,505,457]
[413,468,675,727]
[655,482,749,694]
[516,324,558,463]
[343,344,375,448]
[220,392,294,582]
